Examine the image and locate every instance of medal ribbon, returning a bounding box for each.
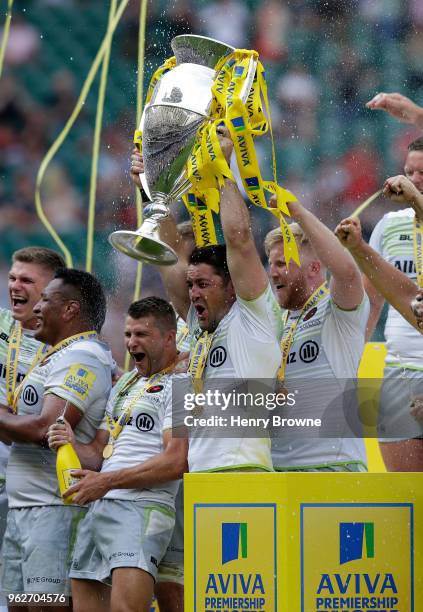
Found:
[413,217,423,288]
[277,284,329,383]
[6,322,48,407]
[176,321,189,351]
[105,364,175,443]
[11,330,98,414]
[188,331,215,394]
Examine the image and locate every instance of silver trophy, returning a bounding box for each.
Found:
[109,34,257,265]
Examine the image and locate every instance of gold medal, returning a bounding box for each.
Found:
[102,443,114,459]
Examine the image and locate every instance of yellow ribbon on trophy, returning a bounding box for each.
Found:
[134,49,300,265]
[184,49,300,266]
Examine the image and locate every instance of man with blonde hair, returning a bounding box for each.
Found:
[265,197,369,472]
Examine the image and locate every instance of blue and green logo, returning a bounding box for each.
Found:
[245,176,260,192]
[222,522,248,565]
[340,522,375,565]
[231,116,245,132]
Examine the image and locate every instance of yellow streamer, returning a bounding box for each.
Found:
[124,0,148,373]
[86,0,117,272]
[0,0,13,80]
[34,0,131,268]
[351,189,382,218]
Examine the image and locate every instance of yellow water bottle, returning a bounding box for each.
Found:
[55,416,81,504]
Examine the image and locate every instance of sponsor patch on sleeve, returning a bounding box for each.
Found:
[62,364,96,400]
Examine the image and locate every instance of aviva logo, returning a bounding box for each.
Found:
[222,522,248,564]
[340,522,375,565]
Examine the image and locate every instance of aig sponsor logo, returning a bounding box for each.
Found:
[209,346,227,368]
[22,385,39,406]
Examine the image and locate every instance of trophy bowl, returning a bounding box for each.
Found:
[109,35,256,265]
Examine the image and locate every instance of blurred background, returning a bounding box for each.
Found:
[1,0,423,361]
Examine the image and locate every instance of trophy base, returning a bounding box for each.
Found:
[108,230,178,266]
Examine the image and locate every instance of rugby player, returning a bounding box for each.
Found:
[146,127,282,473]
[0,247,65,543]
[335,217,423,332]
[355,137,423,471]
[265,198,369,472]
[131,150,195,610]
[0,268,113,608]
[48,297,188,612]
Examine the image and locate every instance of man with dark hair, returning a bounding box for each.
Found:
[146,128,282,475]
[53,267,107,333]
[0,247,65,546]
[0,269,113,608]
[127,296,177,331]
[47,296,188,612]
[362,136,423,471]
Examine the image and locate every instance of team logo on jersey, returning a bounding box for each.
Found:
[63,364,96,400]
[209,346,227,368]
[299,340,319,363]
[22,384,39,406]
[136,413,154,432]
[303,307,317,322]
[147,385,163,393]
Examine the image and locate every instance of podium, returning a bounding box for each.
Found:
[185,471,423,611]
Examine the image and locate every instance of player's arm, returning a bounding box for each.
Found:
[0,395,83,445]
[130,148,190,319]
[48,419,108,471]
[362,276,385,340]
[366,92,423,130]
[335,217,422,332]
[382,174,423,219]
[287,200,364,309]
[63,431,188,505]
[218,128,268,300]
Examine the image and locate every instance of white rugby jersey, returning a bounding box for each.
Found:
[6,339,113,508]
[369,208,422,369]
[100,370,187,509]
[0,308,45,484]
[272,289,369,469]
[186,284,282,472]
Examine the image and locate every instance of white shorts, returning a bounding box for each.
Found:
[157,481,184,585]
[70,499,175,584]
[1,505,86,595]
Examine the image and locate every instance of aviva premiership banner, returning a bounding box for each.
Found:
[193,503,277,611]
[301,503,414,612]
[185,472,422,611]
